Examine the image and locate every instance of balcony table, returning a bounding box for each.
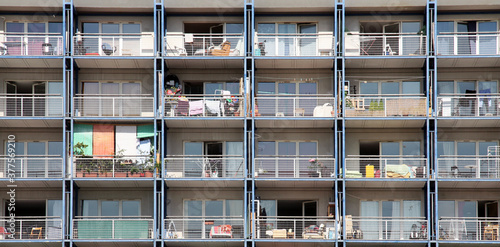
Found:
[484,225,499,240]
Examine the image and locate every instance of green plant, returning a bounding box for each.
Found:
[130,166,140,175]
[74,142,88,156]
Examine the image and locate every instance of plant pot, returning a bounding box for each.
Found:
[114,172,127,178]
[144,171,154,177]
[85,172,98,177]
[76,172,84,177]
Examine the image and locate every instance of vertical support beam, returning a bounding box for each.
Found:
[154,0,164,56]
[336,1,344,57]
[245,0,254,57]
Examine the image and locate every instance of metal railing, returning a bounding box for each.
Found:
[437,32,499,55]
[0,94,63,117]
[254,33,335,56]
[344,156,427,178]
[73,216,154,239]
[165,34,244,56]
[73,33,154,56]
[164,216,244,239]
[253,216,338,239]
[254,156,335,178]
[350,216,427,240]
[344,96,427,117]
[437,156,500,179]
[74,155,155,178]
[165,156,244,178]
[0,155,63,178]
[0,216,62,240]
[254,96,335,117]
[437,96,500,117]
[345,33,426,56]
[164,95,243,117]
[0,33,63,56]
[438,217,500,241]
[74,95,154,117]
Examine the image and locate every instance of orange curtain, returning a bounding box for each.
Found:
[93,124,115,157]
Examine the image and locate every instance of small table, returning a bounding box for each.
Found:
[464,165,476,178]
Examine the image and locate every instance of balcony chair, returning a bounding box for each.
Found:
[102,43,117,55]
[384,44,396,55]
[29,227,43,239]
[209,41,231,56]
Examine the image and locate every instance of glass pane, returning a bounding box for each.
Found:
[360,82,378,94]
[205,83,223,94]
[299,24,317,55]
[226,200,243,216]
[437,141,455,157]
[122,83,140,94]
[437,21,454,34]
[278,83,296,115]
[226,24,243,34]
[184,142,203,177]
[382,201,400,239]
[437,81,454,95]
[206,201,223,216]
[402,22,421,55]
[122,201,140,216]
[258,142,275,155]
[102,23,119,34]
[28,23,45,33]
[478,22,497,55]
[49,23,63,34]
[260,200,276,216]
[82,200,98,216]
[403,201,421,217]
[457,22,475,55]
[402,141,420,155]
[278,24,296,56]
[184,200,202,238]
[381,82,399,95]
[438,201,455,218]
[226,142,243,177]
[437,21,455,55]
[101,83,120,94]
[402,22,420,33]
[258,82,275,94]
[258,24,275,34]
[226,82,239,94]
[28,142,45,177]
[298,82,316,94]
[83,23,99,33]
[278,142,296,155]
[479,81,498,94]
[101,201,119,216]
[361,201,379,239]
[457,201,476,217]
[123,23,140,33]
[47,200,63,232]
[299,142,317,155]
[381,142,399,156]
[278,142,296,177]
[402,81,420,95]
[457,142,476,156]
[6,22,24,32]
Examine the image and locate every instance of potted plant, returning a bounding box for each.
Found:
[129,166,141,177]
[308,158,324,177]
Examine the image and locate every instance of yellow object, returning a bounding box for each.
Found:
[365,165,374,178]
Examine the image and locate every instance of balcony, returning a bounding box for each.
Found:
[344,156,427,179]
[254,95,335,117]
[254,156,335,178]
[344,96,427,118]
[345,33,426,56]
[0,34,63,56]
[438,217,500,241]
[73,34,154,56]
[164,216,244,239]
[165,34,244,57]
[254,33,335,56]
[349,216,427,240]
[164,95,243,117]
[0,155,63,178]
[437,156,500,179]
[165,156,244,179]
[73,217,153,239]
[74,155,155,178]
[437,32,499,56]
[0,94,63,117]
[74,95,154,117]
[437,96,500,117]
[0,216,62,240]
[253,216,338,240]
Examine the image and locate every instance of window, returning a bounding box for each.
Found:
[5,141,63,177]
[359,81,421,95]
[257,81,318,116]
[82,22,141,55]
[438,80,499,116]
[5,21,63,55]
[183,141,244,177]
[81,81,142,116]
[81,200,140,216]
[438,20,498,55]
[257,141,318,177]
[257,23,317,56]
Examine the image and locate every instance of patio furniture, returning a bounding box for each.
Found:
[209,41,231,56]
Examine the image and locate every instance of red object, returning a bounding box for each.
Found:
[374,169,381,178]
[93,124,115,157]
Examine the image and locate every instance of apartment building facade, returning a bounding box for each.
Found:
[1,0,500,246]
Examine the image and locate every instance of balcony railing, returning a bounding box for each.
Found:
[0,155,63,178]
[0,94,63,117]
[437,95,500,117]
[254,156,335,178]
[254,33,335,56]
[165,155,244,178]
[255,95,335,117]
[73,216,153,239]
[437,32,499,55]
[73,33,154,56]
[437,156,500,179]
[344,156,427,178]
[164,95,243,117]
[74,155,155,178]
[344,96,427,117]
[165,34,244,57]
[350,216,427,240]
[74,95,154,117]
[253,216,338,240]
[164,216,244,239]
[438,217,500,241]
[0,216,62,240]
[0,33,63,56]
[345,33,426,56]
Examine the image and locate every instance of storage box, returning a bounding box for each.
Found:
[365,165,374,178]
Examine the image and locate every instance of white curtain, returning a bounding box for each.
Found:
[226,142,243,177]
[403,200,421,239]
[360,201,379,239]
[115,126,136,156]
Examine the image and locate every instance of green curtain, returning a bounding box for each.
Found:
[137,124,154,139]
[74,124,93,156]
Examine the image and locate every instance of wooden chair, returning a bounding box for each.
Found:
[29,227,43,239]
[210,41,231,56]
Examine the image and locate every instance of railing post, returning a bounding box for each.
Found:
[112,219,115,239]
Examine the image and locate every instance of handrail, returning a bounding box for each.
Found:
[0,94,62,96]
[74,94,153,97]
[75,33,154,37]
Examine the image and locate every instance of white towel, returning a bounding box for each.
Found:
[205,100,221,115]
[189,100,204,115]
